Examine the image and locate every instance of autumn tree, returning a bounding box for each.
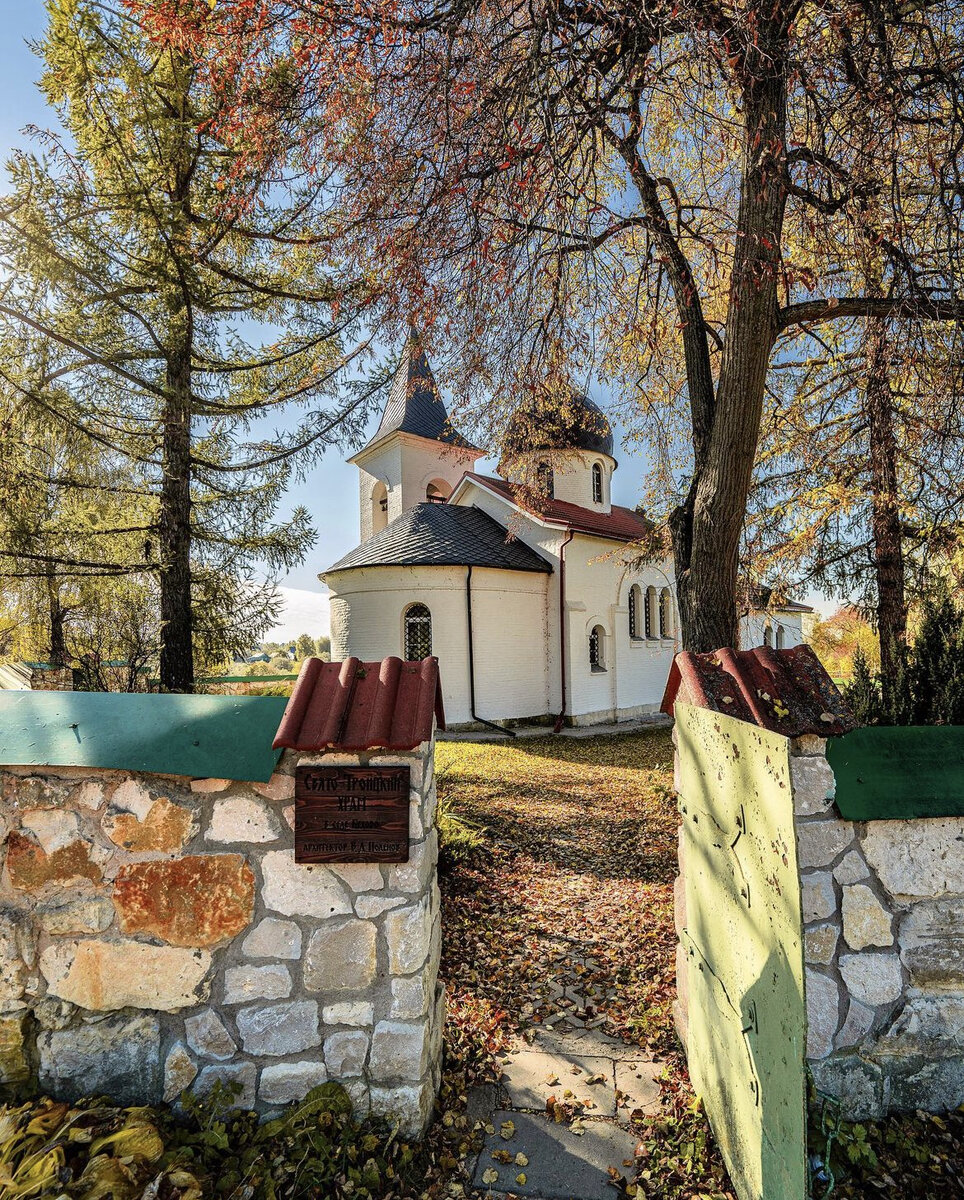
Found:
[295,632,317,660]
[0,0,380,690]
[149,0,964,651]
[0,366,155,671]
[748,314,964,694]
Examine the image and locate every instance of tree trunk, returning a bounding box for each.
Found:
[158,336,194,692]
[46,566,67,667]
[864,318,906,693]
[672,59,788,653]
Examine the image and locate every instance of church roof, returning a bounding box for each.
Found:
[360,332,477,453]
[325,503,553,575]
[502,389,615,459]
[462,474,653,544]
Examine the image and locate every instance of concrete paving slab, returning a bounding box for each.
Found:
[500,1049,616,1116]
[530,1026,648,1062]
[615,1061,661,1120]
[472,1110,638,1200]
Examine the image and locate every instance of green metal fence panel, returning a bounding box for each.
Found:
[0,690,288,782]
[676,703,807,1200]
[827,726,964,820]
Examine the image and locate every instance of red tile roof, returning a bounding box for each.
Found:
[273,657,445,753]
[661,644,855,738]
[463,473,652,543]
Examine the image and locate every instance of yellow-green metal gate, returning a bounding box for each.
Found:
[675,703,807,1200]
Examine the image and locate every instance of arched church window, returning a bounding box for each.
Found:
[372,481,388,534]
[589,625,606,671]
[536,461,554,498]
[763,624,773,647]
[426,480,450,504]
[659,588,673,638]
[776,625,786,650]
[404,603,433,660]
[645,586,656,639]
[629,584,643,640]
[592,462,603,504]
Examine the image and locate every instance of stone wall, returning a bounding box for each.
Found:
[0,745,443,1134]
[791,735,964,1119]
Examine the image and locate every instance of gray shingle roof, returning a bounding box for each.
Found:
[325,504,553,575]
[362,333,477,451]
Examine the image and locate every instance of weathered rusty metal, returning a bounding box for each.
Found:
[663,644,855,738]
[676,702,807,1200]
[273,657,444,753]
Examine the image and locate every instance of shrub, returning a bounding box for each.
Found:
[435,768,486,872]
[843,592,964,727]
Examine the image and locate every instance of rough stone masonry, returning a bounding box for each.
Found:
[0,744,444,1134]
[790,735,964,1120]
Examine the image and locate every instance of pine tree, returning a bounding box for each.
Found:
[843,647,882,727]
[0,0,376,689]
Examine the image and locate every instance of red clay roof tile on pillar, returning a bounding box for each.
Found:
[661,644,856,738]
[272,656,445,753]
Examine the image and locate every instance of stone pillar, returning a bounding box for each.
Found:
[791,735,964,1118]
[290,743,444,1134]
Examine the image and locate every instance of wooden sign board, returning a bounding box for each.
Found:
[295,765,410,863]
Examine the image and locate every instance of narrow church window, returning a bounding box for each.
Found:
[629,584,642,639]
[404,603,433,660]
[776,626,786,649]
[589,625,606,671]
[763,624,773,647]
[592,462,603,504]
[536,461,554,498]
[659,588,673,638]
[645,586,656,638]
[372,481,389,534]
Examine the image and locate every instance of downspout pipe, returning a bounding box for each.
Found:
[553,529,576,733]
[466,565,515,737]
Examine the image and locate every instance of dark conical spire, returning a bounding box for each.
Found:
[363,331,476,451]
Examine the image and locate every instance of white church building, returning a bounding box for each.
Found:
[323,336,809,728]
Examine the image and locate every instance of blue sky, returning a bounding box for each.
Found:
[1,4,829,639]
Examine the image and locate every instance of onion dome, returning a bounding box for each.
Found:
[501,388,614,460]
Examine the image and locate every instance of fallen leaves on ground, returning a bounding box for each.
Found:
[437,730,679,1056]
[436,730,732,1198]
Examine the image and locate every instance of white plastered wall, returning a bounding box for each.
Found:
[354,436,482,543]
[740,610,805,650]
[326,564,550,724]
[504,449,616,512]
[561,535,677,724]
[452,481,678,723]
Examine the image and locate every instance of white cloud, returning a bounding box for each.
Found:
[267,585,330,641]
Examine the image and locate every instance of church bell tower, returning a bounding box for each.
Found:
[349,332,483,542]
